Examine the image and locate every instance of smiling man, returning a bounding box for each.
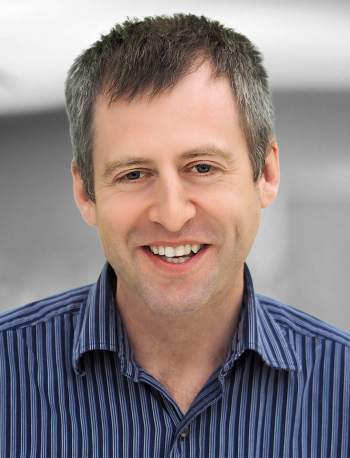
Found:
[1,14,350,458]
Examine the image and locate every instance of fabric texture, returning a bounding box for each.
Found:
[0,262,349,458]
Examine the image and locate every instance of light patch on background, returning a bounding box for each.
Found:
[0,0,349,114]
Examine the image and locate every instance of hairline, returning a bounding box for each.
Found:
[66,16,275,202]
[91,64,253,190]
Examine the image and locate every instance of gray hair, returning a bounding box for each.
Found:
[65,13,275,202]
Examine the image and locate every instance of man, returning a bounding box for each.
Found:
[1,13,349,458]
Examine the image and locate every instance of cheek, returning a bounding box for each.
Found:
[97,194,140,229]
[95,202,124,253]
[219,188,261,245]
[239,193,261,246]
[96,196,149,249]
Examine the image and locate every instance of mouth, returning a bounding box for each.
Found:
[147,244,205,263]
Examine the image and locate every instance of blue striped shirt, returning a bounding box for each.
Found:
[1,262,350,458]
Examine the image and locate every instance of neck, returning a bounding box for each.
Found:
[116,270,244,413]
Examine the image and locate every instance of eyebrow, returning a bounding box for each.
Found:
[178,146,234,162]
[101,145,234,180]
[101,157,152,180]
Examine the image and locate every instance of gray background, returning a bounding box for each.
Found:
[1,1,349,332]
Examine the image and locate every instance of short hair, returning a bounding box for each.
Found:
[65,13,275,202]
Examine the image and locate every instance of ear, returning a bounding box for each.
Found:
[71,159,97,227]
[258,140,280,209]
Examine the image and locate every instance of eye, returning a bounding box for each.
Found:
[124,171,142,180]
[116,170,146,183]
[193,164,212,173]
[189,163,218,176]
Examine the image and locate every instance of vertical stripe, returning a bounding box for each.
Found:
[93,351,110,458]
[76,359,91,456]
[8,330,20,456]
[0,332,10,458]
[255,361,269,455]
[341,346,350,456]
[37,322,49,457]
[26,325,39,458]
[247,353,263,458]
[17,328,29,458]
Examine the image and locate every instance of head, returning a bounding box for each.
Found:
[65,13,275,203]
[68,14,279,318]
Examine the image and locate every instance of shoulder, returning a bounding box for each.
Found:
[256,293,350,348]
[0,285,91,333]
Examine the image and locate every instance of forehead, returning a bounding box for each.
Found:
[92,64,246,168]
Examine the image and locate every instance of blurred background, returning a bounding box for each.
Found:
[1,0,349,331]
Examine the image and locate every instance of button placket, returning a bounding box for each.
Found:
[180,425,189,438]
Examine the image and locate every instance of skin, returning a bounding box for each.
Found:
[72,63,280,413]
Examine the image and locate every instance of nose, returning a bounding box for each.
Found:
[148,173,196,232]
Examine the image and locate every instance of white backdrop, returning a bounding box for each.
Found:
[1,0,349,114]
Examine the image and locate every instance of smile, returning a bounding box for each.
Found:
[149,244,205,263]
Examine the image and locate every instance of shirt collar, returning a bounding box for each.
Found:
[73,262,299,376]
[73,262,116,374]
[222,264,299,374]
[73,262,139,378]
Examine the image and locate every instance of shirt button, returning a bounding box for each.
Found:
[180,426,189,438]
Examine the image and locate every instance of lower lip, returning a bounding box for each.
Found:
[141,245,209,273]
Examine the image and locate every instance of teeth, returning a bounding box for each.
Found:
[164,246,175,257]
[191,244,199,254]
[174,246,185,256]
[164,256,191,263]
[150,244,204,257]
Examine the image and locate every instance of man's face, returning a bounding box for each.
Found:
[74,64,277,317]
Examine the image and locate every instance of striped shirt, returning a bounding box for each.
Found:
[1,262,350,458]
